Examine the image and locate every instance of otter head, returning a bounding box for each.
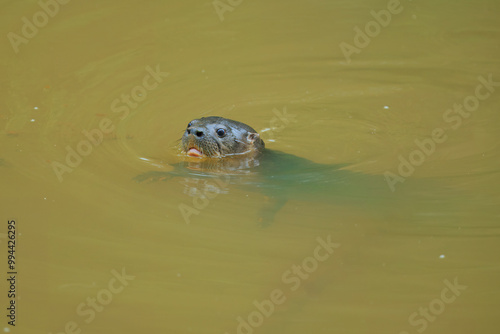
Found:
[181,116,265,158]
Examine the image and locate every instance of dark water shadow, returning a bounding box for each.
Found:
[135,150,431,226]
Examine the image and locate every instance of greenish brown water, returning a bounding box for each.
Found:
[1,0,499,333]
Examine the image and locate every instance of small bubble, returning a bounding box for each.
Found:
[439,254,445,259]
[30,119,35,122]
[383,106,389,109]
[34,107,39,110]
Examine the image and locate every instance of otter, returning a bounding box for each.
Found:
[135,116,416,225]
[181,116,265,158]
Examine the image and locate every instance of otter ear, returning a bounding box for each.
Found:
[247,132,260,143]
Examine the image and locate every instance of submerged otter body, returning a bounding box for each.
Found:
[137,116,401,224]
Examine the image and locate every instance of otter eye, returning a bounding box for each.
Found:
[187,122,193,128]
[216,128,226,138]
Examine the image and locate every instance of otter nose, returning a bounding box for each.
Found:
[187,127,204,138]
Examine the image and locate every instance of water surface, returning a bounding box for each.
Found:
[1,1,499,333]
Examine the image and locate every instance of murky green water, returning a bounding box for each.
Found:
[1,0,499,333]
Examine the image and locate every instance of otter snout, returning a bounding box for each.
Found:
[186,127,204,138]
